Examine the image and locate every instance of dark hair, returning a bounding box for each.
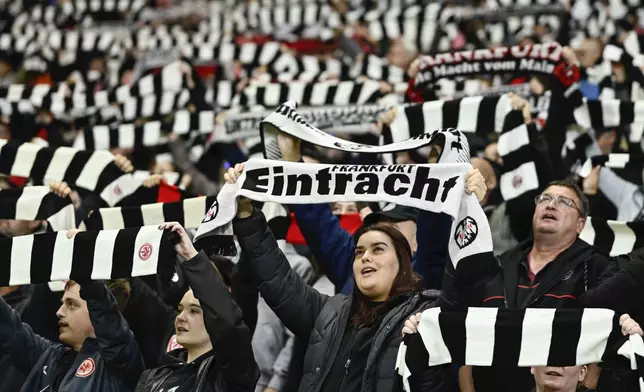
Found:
[543,179,589,219]
[209,255,234,289]
[350,223,421,328]
[65,279,131,312]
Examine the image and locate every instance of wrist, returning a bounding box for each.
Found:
[583,187,598,195]
[184,249,199,260]
[283,152,301,162]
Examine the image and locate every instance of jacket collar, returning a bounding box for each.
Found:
[501,237,596,308]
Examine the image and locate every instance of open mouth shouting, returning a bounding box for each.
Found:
[361,266,377,277]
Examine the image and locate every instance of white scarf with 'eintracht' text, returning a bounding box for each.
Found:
[194,158,493,270]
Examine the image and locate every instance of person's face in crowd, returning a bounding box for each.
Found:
[597,130,617,155]
[576,39,603,69]
[56,283,95,351]
[353,230,400,302]
[387,39,415,70]
[395,152,413,164]
[0,219,44,237]
[532,366,587,392]
[532,186,585,237]
[175,289,211,350]
[331,202,359,215]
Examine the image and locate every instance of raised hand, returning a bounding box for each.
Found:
[158,222,199,261]
[224,163,253,219]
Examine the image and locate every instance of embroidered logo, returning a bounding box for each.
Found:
[113,185,122,196]
[512,175,523,189]
[561,270,574,281]
[166,334,183,352]
[138,243,153,261]
[75,358,95,378]
[454,216,478,249]
[202,200,219,223]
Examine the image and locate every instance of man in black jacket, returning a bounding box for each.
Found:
[0,236,144,392]
[445,179,644,391]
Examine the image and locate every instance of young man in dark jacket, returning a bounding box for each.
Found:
[0,235,144,392]
[442,179,644,392]
[135,222,258,392]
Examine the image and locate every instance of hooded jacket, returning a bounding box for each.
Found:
[134,251,259,392]
[0,281,144,392]
[234,209,453,392]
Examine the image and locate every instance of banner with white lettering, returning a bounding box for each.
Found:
[414,42,564,88]
[194,159,493,270]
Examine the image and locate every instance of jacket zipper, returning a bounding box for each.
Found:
[527,256,591,307]
[338,329,358,391]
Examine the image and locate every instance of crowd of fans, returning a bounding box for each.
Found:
[1,0,644,391]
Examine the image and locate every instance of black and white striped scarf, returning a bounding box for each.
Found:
[0,186,76,231]
[0,226,173,285]
[83,195,216,230]
[387,95,514,140]
[259,101,470,164]
[396,307,644,392]
[497,121,540,203]
[0,139,139,206]
[235,80,387,108]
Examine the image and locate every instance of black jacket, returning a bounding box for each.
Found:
[442,238,644,392]
[135,252,258,392]
[234,209,453,392]
[0,281,144,392]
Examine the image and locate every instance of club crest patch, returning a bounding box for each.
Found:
[454,216,478,249]
[138,243,153,261]
[76,358,95,378]
[202,200,219,223]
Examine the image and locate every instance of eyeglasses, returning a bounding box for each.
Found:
[534,194,583,215]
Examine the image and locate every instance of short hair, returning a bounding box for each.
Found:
[65,279,131,312]
[543,179,589,219]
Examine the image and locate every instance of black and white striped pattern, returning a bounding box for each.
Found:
[497,122,540,202]
[388,95,514,141]
[578,154,644,178]
[580,217,644,257]
[0,140,139,206]
[0,226,167,285]
[83,196,216,230]
[0,187,76,231]
[235,80,386,108]
[396,307,644,392]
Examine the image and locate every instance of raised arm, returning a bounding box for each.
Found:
[160,220,259,391]
[291,203,356,291]
[181,251,259,392]
[234,208,330,338]
[0,294,55,374]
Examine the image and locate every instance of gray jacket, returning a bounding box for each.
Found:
[253,244,313,392]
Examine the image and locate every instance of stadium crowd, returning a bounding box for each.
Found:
[1,0,644,391]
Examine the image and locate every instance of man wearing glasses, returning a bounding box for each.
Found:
[455,179,644,392]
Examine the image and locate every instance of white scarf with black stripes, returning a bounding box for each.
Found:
[396,307,644,392]
[0,186,76,231]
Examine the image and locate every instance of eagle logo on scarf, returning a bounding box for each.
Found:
[202,200,219,223]
[454,216,478,249]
